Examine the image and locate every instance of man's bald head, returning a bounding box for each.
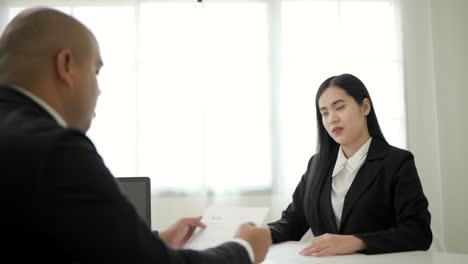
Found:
[0,7,95,86]
[0,7,103,132]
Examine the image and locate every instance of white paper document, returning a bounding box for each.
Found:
[183,205,269,250]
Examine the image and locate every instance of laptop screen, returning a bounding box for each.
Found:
[116,177,152,227]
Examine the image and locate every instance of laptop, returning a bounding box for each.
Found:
[116,177,152,227]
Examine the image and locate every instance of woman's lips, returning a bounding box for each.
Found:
[331,127,343,135]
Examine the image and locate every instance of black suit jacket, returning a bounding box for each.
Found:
[0,86,250,263]
[268,138,432,254]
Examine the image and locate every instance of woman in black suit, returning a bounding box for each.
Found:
[268,73,432,256]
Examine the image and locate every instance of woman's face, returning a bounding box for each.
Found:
[318,86,370,149]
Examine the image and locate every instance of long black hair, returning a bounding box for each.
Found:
[313,73,387,180]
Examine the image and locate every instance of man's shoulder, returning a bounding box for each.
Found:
[0,113,94,158]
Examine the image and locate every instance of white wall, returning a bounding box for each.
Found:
[372,0,468,254]
[430,0,468,254]
[399,0,445,252]
[0,2,8,32]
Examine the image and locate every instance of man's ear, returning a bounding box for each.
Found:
[55,49,75,92]
[362,98,371,116]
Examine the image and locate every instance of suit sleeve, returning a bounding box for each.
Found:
[40,130,251,264]
[354,153,432,254]
[267,156,313,243]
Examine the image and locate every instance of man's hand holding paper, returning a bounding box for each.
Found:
[183,205,272,263]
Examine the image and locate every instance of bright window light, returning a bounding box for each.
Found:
[4,0,404,196]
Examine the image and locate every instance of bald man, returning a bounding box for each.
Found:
[0,7,271,263]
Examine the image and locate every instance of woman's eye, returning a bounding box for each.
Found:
[321,112,329,117]
[337,105,345,110]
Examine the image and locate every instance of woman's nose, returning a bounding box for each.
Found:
[329,111,338,124]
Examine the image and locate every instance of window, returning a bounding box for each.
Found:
[136,2,271,192]
[3,0,404,196]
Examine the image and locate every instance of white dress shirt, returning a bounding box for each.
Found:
[232,238,255,262]
[331,137,372,229]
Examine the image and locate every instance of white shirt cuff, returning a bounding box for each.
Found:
[231,238,254,263]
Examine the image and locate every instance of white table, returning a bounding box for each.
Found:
[263,241,468,264]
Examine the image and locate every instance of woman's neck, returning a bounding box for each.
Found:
[341,133,371,159]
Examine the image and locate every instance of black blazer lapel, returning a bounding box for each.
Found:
[321,174,339,233]
[339,139,388,231]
